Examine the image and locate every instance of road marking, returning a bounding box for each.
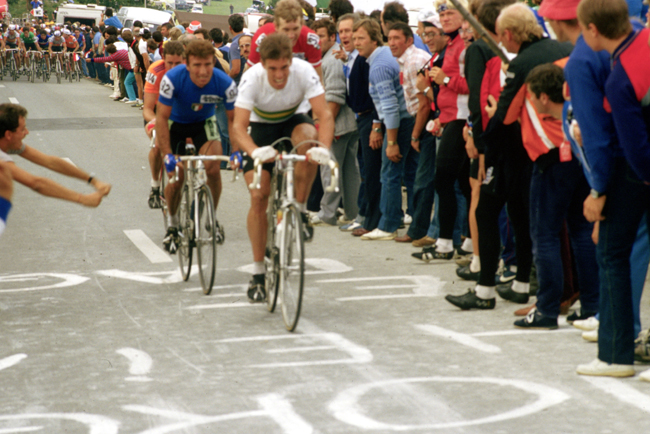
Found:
[318,275,445,301]
[8,97,18,104]
[96,269,189,285]
[116,348,153,382]
[0,414,119,434]
[257,394,313,434]
[582,376,650,413]
[329,376,570,430]
[0,273,89,293]
[237,258,352,275]
[0,427,42,433]
[0,85,5,88]
[218,332,372,368]
[416,324,501,353]
[123,230,173,264]
[124,393,312,434]
[0,354,27,371]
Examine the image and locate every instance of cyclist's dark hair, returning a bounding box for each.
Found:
[209,27,223,43]
[185,39,216,60]
[164,40,184,57]
[382,1,408,24]
[259,32,293,61]
[105,7,114,17]
[133,20,143,28]
[388,21,412,39]
[228,14,245,32]
[152,30,163,43]
[328,0,354,22]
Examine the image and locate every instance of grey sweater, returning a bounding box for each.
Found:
[322,43,357,137]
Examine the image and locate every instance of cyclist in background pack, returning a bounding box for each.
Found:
[156,39,237,254]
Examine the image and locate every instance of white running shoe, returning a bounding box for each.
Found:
[361,228,397,240]
[574,316,599,331]
[576,359,634,377]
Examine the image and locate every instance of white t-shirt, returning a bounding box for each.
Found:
[138,39,147,59]
[235,58,323,124]
[0,148,12,162]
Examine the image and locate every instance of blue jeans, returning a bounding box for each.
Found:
[378,117,418,233]
[215,102,230,168]
[631,215,649,337]
[124,71,137,101]
[530,157,599,319]
[80,55,89,76]
[597,158,650,364]
[407,130,436,240]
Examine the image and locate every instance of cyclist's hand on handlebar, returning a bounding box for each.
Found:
[306,147,331,165]
[164,154,178,174]
[229,150,243,170]
[251,146,277,163]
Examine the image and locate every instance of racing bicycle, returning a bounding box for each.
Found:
[249,138,338,331]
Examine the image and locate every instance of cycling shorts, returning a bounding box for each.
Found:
[168,115,219,155]
[242,113,314,174]
[6,43,17,49]
[50,46,63,52]
[24,42,38,51]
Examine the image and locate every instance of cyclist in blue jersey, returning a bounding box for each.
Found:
[36,29,50,71]
[156,39,238,254]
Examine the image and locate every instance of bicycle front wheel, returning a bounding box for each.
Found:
[265,172,281,312]
[196,185,216,295]
[159,165,170,231]
[178,184,193,281]
[279,205,304,332]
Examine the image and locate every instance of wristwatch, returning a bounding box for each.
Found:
[443,76,451,86]
[411,136,420,142]
[373,127,383,134]
[387,141,398,146]
[590,189,605,199]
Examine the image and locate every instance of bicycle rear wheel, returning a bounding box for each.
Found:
[279,204,304,332]
[196,185,216,295]
[159,165,170,231]
[178,184,193,281]
[265,171,281,312]
[30,61,35,83]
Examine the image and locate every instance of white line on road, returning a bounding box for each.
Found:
[355,284,417,290]
[416,324,501,353]
[116,348,153,382]
[0,85,6,88]
[0,427,43,433]
[123,230,173,264]
[472,328,579,337]
[267,346,337,353]
[8,97,18,104]
[582,376,650,413]
[257,394,314,434]
[0,354,27,371]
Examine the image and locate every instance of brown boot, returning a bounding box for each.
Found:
[412,236,436,247]
[394,234,413,243]
[352,228,370,237]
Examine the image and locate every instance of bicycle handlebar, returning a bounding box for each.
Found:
[248,152,339,194]
[171,154,238,183]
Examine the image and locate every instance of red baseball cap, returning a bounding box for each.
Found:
[538,0,580,20]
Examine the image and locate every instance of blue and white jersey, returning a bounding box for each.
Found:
[158,65,238,124]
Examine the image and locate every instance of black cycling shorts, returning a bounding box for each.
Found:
[50,46,63,52]
[242,113,314,173]
[23,42,38,51]
[168,115,219,155]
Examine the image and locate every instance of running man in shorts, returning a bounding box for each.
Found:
[156,39,238,254]
[142,40,184,209]
[231,33,334,302]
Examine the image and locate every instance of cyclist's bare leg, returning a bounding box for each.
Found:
[291,123,319,204]
[200,140,223,209]
[245,169,271,262]
[165,165,184,217]
[148,140,162,183]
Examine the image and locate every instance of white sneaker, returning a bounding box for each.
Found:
[109,93,119,98]
[639,369,650,382]
[120,97,130,102]
[576,358,634,377]
[337,214,353,225]
[361,228,397,240]
[574,316,599,331]
[340,221,362,231]
[582,329,598,342]
[403,214,413,225]
[310,214,334,226]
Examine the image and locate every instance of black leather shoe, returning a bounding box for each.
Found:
[514,308,558,329]
[456,265,480,281]
[445,289,496,310]
[496,283,530,304]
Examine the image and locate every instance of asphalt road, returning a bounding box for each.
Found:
[1,76,650,434]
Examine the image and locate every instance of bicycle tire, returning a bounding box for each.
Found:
[159,165,170,231]
[279,204,304,332]
[265,170,281,312]
[30,62,35,83]
[196,185,216,295]
[178,184,193,282]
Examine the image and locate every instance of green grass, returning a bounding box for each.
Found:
[202,0,258,16]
